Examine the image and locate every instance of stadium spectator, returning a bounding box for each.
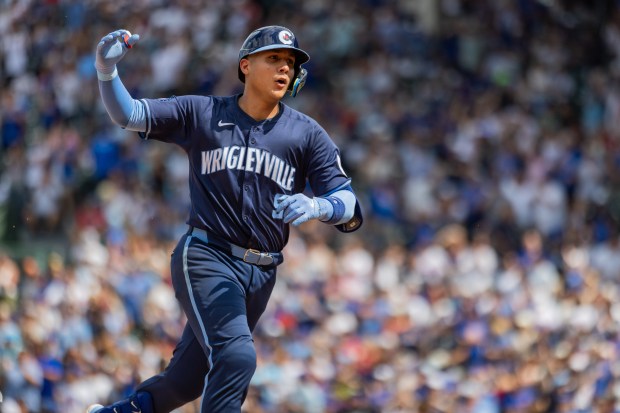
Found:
[1,0,620,411]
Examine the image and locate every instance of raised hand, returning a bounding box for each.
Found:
[95,29,140,74]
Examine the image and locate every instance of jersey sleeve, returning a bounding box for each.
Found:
[138,95,210,150]
[305,123,363,233]
[305,124,351,196]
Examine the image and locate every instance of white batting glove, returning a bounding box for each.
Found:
[95,29,140,76]
[275,194,331,227]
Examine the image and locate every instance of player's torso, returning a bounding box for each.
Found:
[195,103,304,193]
[187,96,310,250]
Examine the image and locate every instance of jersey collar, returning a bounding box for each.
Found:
[232,94,286,128]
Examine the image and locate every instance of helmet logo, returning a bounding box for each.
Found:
[278,30,294,45]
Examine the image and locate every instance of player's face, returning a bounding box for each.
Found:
[243,49,296,100]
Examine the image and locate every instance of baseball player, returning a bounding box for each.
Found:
[88,25,363,413]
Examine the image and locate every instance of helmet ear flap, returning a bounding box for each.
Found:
[290,67,307,97]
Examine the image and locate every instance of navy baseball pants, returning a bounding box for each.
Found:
[136,232,277,412]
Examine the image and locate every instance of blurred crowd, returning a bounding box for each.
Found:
[2,0,620,412]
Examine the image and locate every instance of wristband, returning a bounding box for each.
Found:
[322,196,345,225]
[97,67,118,81]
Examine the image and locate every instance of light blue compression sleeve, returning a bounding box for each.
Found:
[98,72,146,131]
[316,189,356,225]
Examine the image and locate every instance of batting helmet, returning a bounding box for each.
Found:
[238,25,310,97]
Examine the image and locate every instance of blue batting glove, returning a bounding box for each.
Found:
[95,29,140,74]
[275,194,331,227]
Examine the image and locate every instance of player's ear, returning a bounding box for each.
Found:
[239,58,250,77]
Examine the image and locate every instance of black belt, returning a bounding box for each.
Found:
[189,227,282,267]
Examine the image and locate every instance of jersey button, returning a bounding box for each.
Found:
[250,138,256,144]
[244,185,249,191]
[243,215,249,221]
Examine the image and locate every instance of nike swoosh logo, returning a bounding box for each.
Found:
[218,120,235,127]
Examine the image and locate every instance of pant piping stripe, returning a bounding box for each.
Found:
[182,235,214,410]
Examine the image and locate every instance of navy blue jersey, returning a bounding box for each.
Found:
[139,94,350,252]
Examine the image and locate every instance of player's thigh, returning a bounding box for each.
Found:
[171,236,251,348]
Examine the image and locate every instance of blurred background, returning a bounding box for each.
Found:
[2,0,620,412]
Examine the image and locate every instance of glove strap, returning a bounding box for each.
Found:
[97,67,118,81]
[313,197,330,221]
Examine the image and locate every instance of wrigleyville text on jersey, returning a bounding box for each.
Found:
[201,146,296,190]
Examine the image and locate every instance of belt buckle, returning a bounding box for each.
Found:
[243,249,273,266]
[243,249,261,264]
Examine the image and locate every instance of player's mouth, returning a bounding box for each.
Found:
[274,77,289,89]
